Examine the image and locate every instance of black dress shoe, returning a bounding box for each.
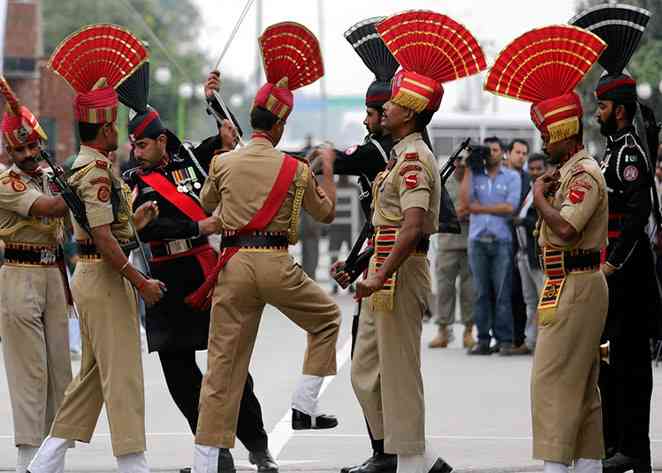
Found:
[603,452,651,473]
[292,408,339,429]
[428,457,453,473]
[249,449,279,473]
[219,448,236,473]
[343,452,396,473]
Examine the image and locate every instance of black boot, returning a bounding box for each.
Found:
[249,449,279,473]
[428,457,453,473]
[291,408,338,430]
[218,448,236,473]
[603,452,651,473]
[346,452,396,473]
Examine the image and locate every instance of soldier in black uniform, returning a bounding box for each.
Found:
[122,73,278,473]
[594,67,662,473]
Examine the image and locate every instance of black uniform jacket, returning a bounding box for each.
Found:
[602,126,662,338]
[125,135,219,352]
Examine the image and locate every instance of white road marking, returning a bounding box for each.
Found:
[268,335,354,459]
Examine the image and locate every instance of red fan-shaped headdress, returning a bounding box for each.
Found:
[376,10,487,113]
[48,24,148,124]
[485,25,606,144]
[253,22,324,121]
[0,77,47,148]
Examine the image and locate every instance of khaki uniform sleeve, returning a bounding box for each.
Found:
[200,155,222,214]
[0,180,42,217]
[77,166,114,228]
[302,164,333,222]
[559,172,601,234]
[397,151,433,212]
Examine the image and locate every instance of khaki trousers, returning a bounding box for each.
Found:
[352,255,430,455]
[0,265,72,447]
[433,248,473,327]
[532,271,608,463]
[50,260,146,456]
[196,252,340,448]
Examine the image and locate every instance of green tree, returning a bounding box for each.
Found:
[42,0,251,141]
[575,0,662,153]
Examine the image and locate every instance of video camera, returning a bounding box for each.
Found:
[465,145,490,174]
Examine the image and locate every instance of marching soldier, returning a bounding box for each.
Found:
[123,73,277,472]
[329,16,398,473]
[28,25,162,473]
[350,11,485,473]
[0,78,72,473]
[191,22,341,472]
[485,25,609,473]
[571,4,662,471]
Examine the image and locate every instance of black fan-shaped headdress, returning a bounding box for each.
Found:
[344,17,399,109]
[570,3,650,102]
[118,60,150,114]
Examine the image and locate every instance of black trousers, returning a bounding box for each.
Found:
[600,333,653,463]
[158,350,268,452]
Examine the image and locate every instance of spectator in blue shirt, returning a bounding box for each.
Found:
[460,141,521,355]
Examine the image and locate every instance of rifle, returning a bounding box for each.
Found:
[333,138,471,288]
[39,150,93,237]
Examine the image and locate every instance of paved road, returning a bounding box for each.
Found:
[1,289,661,472]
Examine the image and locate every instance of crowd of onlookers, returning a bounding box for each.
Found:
[427,137,547,356]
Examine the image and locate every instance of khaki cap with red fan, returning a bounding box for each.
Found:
[47,24,148,124]
[253,22,324,121]
[485,25,606,144]
[0,77,47,148]
[376,10,487,114]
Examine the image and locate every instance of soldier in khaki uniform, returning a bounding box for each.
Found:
[0,78,72,473]
[28,25,163,473]
[485,25,609,473]
[192,22,340,472]
[350,11,486,473]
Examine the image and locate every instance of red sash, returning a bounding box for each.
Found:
[186,155,299,309]
[138,171,207,221]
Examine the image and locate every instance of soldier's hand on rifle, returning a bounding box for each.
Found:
[330,261,350,287]
[534,168,560,199]
[205,70,221,98]
[133,201,159,231]
[198,216,220,236]
[140,278,166,306]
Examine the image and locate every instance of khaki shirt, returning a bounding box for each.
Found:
[68,145,134,242]
[372,132,441,234]
[539,149,608,251]
[200,137,334,234]
[0,164,60,245]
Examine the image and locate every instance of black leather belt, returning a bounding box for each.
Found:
[3,244,63,266]
[221,232,289,250]
[150,237,208,258]
[540,248,601,275]
[77,240,137,258]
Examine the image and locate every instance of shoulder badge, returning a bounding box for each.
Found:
[95,160,109,170]
[97,185,111,203]
[404,173,419,189]
[570,163,586,177]
[623,165,639,182]
[90,176,112,186]
[404,152,419,161]
[11,179,26,193]
[399,164,422,176]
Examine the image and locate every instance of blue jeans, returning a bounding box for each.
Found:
[468,238,514,345]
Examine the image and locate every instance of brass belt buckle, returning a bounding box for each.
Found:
[40,249,56,265]
[167,239,191,255]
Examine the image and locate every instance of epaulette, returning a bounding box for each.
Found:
[570,163,587,177]
[404,152,419,161]
[95,160,109,170]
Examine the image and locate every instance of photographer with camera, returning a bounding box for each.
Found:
[460,142,521,356]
